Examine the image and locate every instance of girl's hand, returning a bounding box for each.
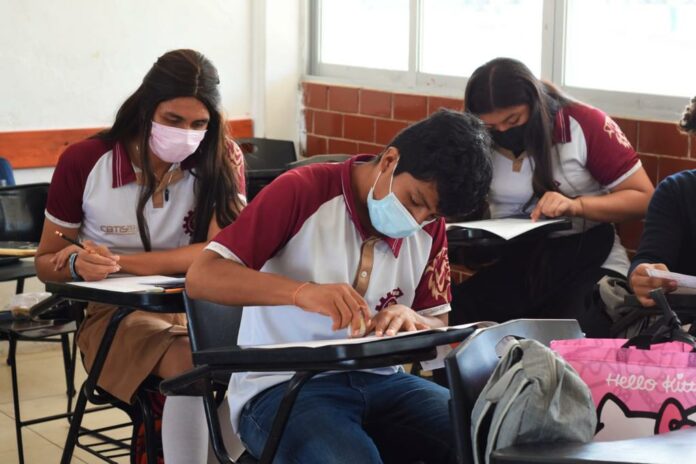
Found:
[50,245,82,271]
[630,263,678,307]
[73,242,121,281]
[365,304,430,337]
[530,192,583,221]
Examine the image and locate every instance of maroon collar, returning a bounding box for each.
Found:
[340,154,403,258]
[111,141,196,188]
[553,106,572,144]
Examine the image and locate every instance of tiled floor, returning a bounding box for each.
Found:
[0,339,132,463]
[1,275,131,463]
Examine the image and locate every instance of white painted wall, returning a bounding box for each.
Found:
[0,0,257,183]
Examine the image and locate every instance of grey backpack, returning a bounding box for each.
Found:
[471,339,596,464]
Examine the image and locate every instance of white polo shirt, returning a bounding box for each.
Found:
[488,103,641,275]
[46,138,245,253]
[207,155,453,430]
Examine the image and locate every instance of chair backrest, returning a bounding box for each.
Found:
[0,183,49,242]
[237,137,297,201]
[0,157,16,186]
[444,319,584,464]
[183,292,243,353]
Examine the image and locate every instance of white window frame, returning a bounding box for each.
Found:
[307,0,686,121]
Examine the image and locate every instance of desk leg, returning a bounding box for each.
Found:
[15,277,24,295]
[61,306,134,464]
[203,377,235,464]
[259,371,317,464]
[8,333,24,464]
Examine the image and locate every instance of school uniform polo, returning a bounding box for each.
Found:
[207,155,452,430]
[44,137,245,402]
[46,138,245,254]
[488,103,641,275]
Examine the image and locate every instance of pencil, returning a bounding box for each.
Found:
[54,230,85,249]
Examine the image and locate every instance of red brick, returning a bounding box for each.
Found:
[314,110,343,138]
[328,138,358,154]
[638,120,688,157]
[638,154,658,185]
[303,82,328,110]
[375,119,409,145]
[305,135,327,156]
[612,116,638,149]
[428,96,463,114]
[691,135,696,158]
[304,109,313,133]
[343,115,375,142]
[360,90,392,118]
[658,156,696,181]
[358,142,384,155]
[616,220,644,251]
[328,86,360,113]
[393,93,428,121]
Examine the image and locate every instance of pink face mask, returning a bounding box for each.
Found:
[149,121,207,163]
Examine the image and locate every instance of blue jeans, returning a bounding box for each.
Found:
[238,371,454,464]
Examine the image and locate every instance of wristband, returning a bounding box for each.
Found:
[68,252,84,281]
[292,282,312,307]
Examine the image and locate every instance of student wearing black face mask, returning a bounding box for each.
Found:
[450,57,654,337]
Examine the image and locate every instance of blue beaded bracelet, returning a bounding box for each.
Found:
[68,252,83,281]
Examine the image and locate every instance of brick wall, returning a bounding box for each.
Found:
[302,82,695,283]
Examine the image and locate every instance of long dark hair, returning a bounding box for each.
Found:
[464,57,571,205]
[94,49,243,250]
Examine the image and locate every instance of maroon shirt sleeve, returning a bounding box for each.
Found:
[568,104,640,187]
[411,218,452,312]
[210,163,342,270]
[45,139,109,226]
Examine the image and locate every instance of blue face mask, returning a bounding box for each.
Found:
[367,165,430,239]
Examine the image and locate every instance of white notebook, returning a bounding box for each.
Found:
[446,218,565,240]
[68,275,185,293]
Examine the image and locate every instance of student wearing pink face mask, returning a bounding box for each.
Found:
[35,49,245,463]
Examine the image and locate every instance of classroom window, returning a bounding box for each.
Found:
[309,0,692,119]
[420,0,543,77]
[565,0,696,97]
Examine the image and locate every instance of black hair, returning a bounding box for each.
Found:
[679,96,696,134]
[464,57,571,208]
[387,108,492,217]
[93,49,243,250]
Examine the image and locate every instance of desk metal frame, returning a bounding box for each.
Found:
[46,282,183,464]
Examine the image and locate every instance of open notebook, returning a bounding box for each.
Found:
[446,218,567,241]
[244,321,492,349]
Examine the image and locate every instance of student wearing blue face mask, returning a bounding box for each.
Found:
[186,109,492,464]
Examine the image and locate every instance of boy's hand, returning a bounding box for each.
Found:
[294,283,372,334]
[366,304,430,337]
[630,263,678,307]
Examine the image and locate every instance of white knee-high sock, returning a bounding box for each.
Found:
[162,396,208,464]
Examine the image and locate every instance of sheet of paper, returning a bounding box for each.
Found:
[646,269,696,289]
[69,275,184,293]
[243,322,483,349]
[446,218,564,240]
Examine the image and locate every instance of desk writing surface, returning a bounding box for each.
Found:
[193,324,480,367]
[0,260,36,283]
[46,281,184,312]
[0,240,38,257]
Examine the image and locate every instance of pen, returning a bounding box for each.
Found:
[54,230,85,249]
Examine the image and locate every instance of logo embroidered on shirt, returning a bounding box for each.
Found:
[182,210,194,236]
[426,247,450,301]
[603,116,632,149]
[376,288,404,312]
[99,225,137,235]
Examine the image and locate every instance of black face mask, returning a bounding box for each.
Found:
[491,123,528,154]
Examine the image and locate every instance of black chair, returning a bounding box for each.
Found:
[161,292,477,464]
[238,138,297,201]
[0,183,87,464]
[445,319,585,464]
